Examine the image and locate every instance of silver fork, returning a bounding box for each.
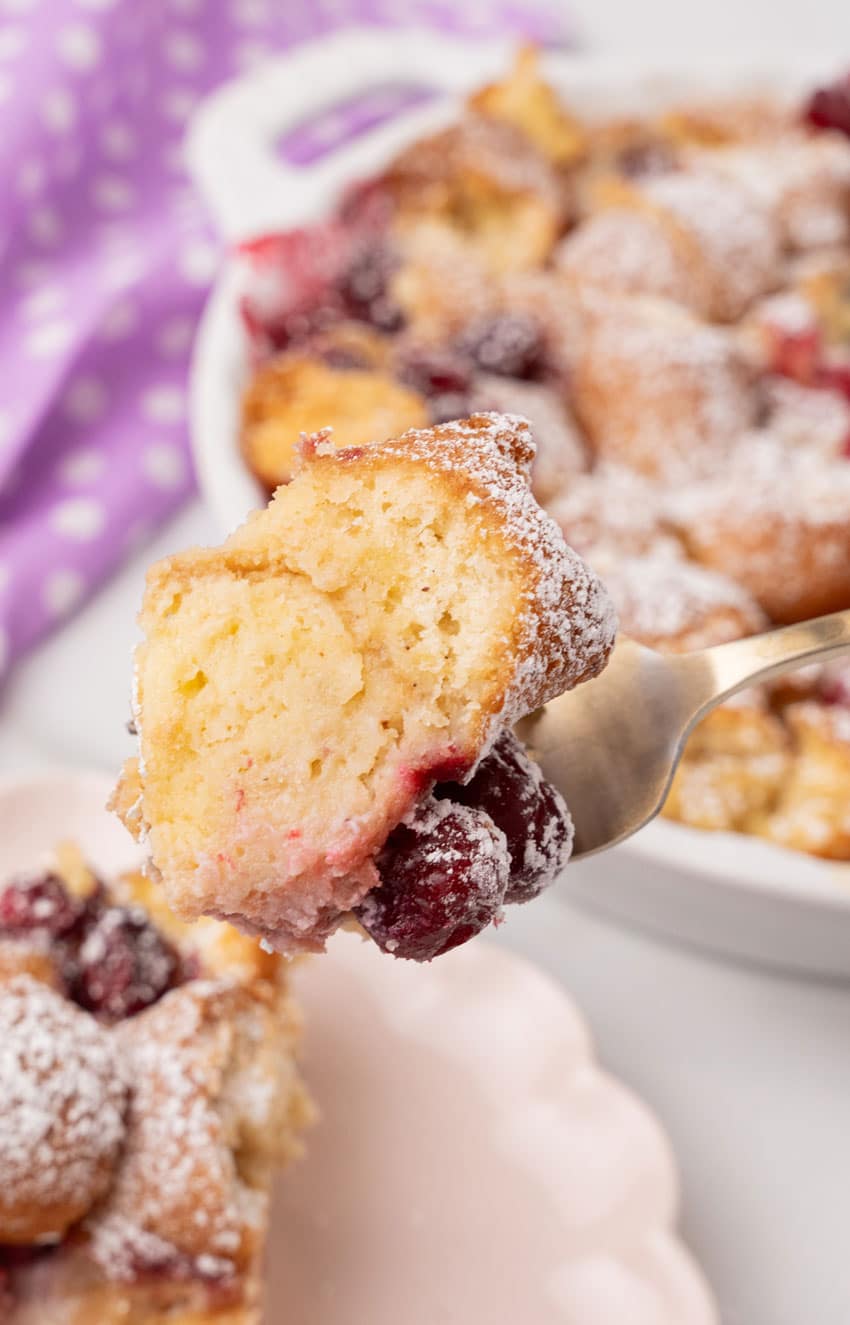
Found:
[517,609,850,860]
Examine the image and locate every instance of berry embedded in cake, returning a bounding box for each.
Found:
[115,412,616,956]
[0,847,311,1325]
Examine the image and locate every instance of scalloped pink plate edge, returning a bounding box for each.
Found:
[0,771,717,1324]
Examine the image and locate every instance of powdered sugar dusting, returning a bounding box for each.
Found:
[640,170,781,319]
[602,555,766,652]
[573,292,756,479]
[557,207,692,306]
[669,432,850,529]
[0,976,127,1242]
[88,981,265,1283]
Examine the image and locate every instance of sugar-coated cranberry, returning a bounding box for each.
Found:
[73,906,179,1020]
[0,875,82,937]
[356,799,509,961]
[804,74,850,137]
[336,241,405,332]
[440,731,573,904]
[458,313,546,381]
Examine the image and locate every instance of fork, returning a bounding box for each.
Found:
[517,609,850,860]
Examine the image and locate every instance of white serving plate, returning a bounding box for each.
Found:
[0,771,717,1324]
[185,30,850,977]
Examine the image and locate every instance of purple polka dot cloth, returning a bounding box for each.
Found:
[0,0,569,684]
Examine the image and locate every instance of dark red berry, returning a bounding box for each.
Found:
[0,1244,56,1269]
[819,361,850,405]
[440,731,573,904]
[804,74,850,136]
[237,221,352,359]
[397,347,474,424]
[336,241,405,332]
[0,875,82,936]
[397,348,473,398]
[458,313,546,380]
[820,666,850,706]
[73,906,179,1020]
[356,799,509,961]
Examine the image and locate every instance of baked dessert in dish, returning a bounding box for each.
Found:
[116,412,615,957]
[568,289,757,479]
[0,845,310,1323]
[227,50,850,864]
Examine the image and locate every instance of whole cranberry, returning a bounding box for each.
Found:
[398,348,472,398]
[397,348,474,423]
[457,313,546,381]
[356,799,509,961]
[336,241,405,332]
[73,906,179,1020]
[440,731,573,904]
[804,74,850,137]
[0,875,82,936]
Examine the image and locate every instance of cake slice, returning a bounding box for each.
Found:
[0,847,311,1324]
[114,413,615,956]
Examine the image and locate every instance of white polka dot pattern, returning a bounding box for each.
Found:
[0,0,566,676]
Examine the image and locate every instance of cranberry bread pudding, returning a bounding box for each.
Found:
[228,51,850,865]
[0,848,311,1324]
[115,413,615,957]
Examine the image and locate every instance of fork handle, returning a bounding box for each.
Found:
[695,608,850,708]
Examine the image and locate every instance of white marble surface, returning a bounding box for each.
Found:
[4,8,850,1317]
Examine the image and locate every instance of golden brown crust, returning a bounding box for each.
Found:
[240,352,428,490]
[753,703,850,858]
[570,291,757,479]
[0,936,64,988]
[379,114,567,271]
[667,440,850,623]
[560,170,781,322]
[468,45,586,167]
[663,701,791,833]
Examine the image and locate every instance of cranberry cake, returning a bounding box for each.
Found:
[115,412,615,957]
[0,845,311,1324]
[230,48,850,862]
